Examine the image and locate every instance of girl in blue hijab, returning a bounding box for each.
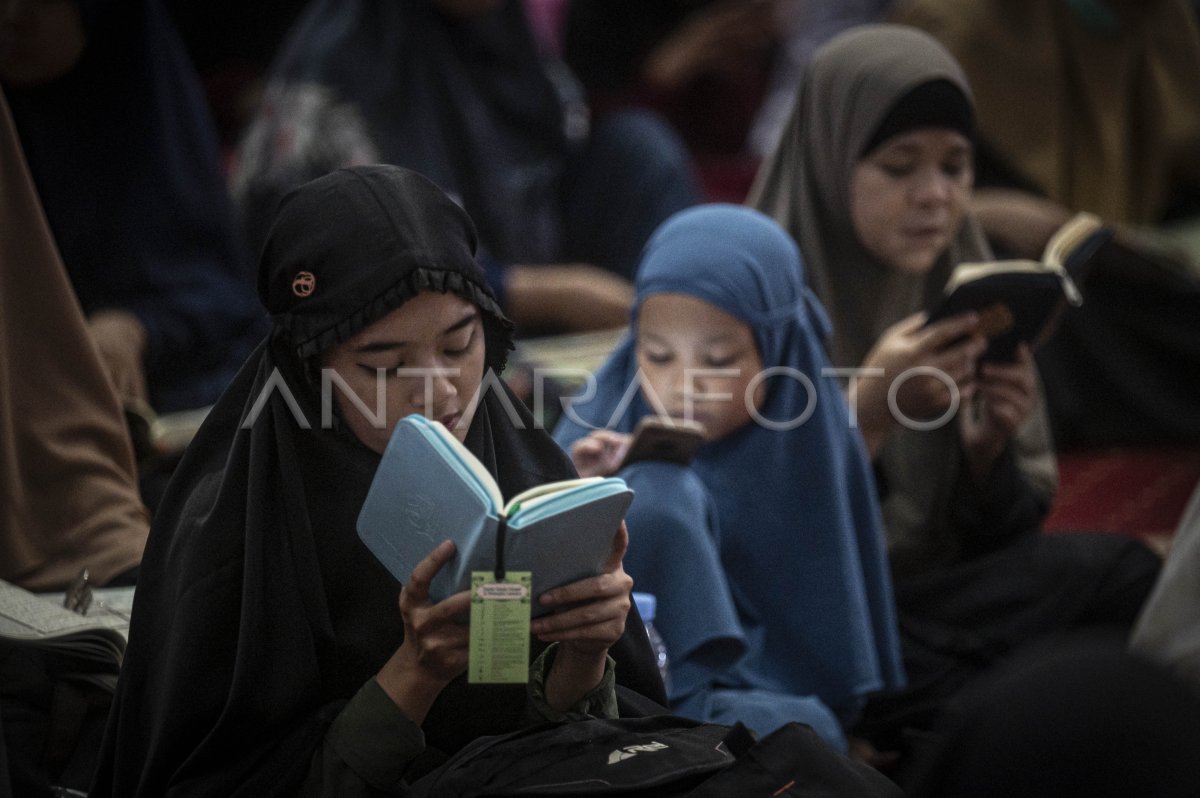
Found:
[554,205,904,750]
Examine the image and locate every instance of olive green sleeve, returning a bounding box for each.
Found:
[524,644,619,724]
[301,678,425,797]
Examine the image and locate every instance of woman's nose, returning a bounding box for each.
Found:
[409,367,459,409]
[912,168,951,205]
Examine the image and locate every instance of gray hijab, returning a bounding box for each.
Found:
[749,24,1056,570]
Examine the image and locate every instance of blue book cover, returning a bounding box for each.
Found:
[357,415,633,615]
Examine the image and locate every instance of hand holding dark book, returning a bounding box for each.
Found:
[926,212,1112,361]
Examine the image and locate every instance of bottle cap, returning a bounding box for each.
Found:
[632,591,656,622]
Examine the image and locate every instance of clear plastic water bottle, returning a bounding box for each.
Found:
[632,592,671,696]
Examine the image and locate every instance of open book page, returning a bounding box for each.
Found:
[40,585,135,627]
[1043,212,1105,270]
[504,477,604,516]
[942,258,1045,293]
[507,480,630,529]
[0,580,129,641]
[418,418,612,516]
[0,580,129,673]
[943,213,1106,299]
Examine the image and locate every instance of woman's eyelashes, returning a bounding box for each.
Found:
[877,160,966,180]
[704,352,741,368]
[354,331,477,373]
[640,347,743,369]
[443,327,479,359]
[941,158,969,179]
[880,161,916,179]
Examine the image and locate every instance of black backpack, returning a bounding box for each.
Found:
[411,715,903,797]
[0,644,115,797]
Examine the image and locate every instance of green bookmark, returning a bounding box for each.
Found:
[468,571,532,684]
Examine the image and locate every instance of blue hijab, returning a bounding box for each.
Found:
[555,205,904,711]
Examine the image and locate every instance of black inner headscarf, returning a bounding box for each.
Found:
[859,78,974,158]
[91,166,663,797]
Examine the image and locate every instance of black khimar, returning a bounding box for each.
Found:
[256,0,568,264]
[90,166,664,797]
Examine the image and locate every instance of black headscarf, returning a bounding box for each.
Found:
[90,166,663,797]
[240,0,568,264]
[3,0,265,412]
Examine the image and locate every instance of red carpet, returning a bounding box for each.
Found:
[1043,445,1200,538]
[696,155,760,204]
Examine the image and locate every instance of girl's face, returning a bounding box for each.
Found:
[320,291,486,452]
[636,293,764,443]
[849,128,973,275]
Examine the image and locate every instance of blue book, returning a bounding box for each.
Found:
[357,415,634,615]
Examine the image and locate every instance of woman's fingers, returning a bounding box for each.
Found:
[885,310,931,339]
[532,590,630,646]
[980,345,1036,391]
[423,589,472,625]
[402,540,456,607]
[401,587,471,678]
[533,523,632,646]
[539,566,633,611]
[918,312,981,353]
[571,432,632,477]
[538,523,631,606]
[602,522,630,572]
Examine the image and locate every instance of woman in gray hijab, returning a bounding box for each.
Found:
[749,23,1161,754]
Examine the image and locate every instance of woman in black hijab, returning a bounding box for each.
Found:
[90,165,664,797]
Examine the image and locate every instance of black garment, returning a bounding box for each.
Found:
[858,447,1162,753]
[0,645,115,796]
[4,0,266,412]
[905,635,1200,797]
[90,167,663,797]
[238,0,698,280]
[1033,245,1200,447]
[256,0,571,265]
[862,532,1162,748]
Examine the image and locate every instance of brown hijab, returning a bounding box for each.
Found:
[749,24,1056,569]
[0,88,148,591]
[891,0,1200,225]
